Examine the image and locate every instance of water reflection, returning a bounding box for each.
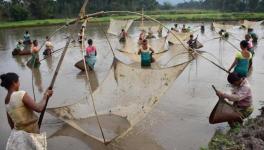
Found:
[1,22,264,149]
[32,67,43,93]
[44,56,54,72]
[13,55,29,68]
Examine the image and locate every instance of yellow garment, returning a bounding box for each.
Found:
[6,91,39,133]
[45,41,53,50]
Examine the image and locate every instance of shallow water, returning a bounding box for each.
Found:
[1,21,264,150]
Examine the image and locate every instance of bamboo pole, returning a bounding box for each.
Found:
[38,0,90,128]
[38,36,72,127]
[80,19,107,144]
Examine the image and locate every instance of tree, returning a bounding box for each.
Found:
[24,0,56,19]
[9,3,29,20]
[160,2,175,10]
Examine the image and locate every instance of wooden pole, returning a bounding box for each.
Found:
[38,37,72,127]
[38,0,90,128]
[80,19,107,144]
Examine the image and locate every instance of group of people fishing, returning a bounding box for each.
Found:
[212,28,258,128]
[0,28,98,149]
[118,23,196,67]
[171,23,191,33]
[13,31,54,68]
[0,20,261,149]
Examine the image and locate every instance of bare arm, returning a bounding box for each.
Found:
[6,112,14,129]
[149,47,155,54]
[137,48,141,55]
[216,87,250,102]
[228,58,238,72]
[22,90,53,113]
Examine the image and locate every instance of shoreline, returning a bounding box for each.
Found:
[203,107,264,150]
[1,12,264,29]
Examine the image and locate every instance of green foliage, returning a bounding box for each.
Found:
[10,3,29,21]
[177,0,264,12]
[208,130,238,150]
[159,2,175,10]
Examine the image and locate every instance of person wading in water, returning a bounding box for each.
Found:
[138,39,155,67]
[85,39,97,70]
[43,36,53,56]
[27,40,40,68]
[228,40,252,77]
[119,29,128,43]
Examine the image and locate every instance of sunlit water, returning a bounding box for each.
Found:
[0,21,264,150]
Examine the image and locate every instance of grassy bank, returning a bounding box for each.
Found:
[201,108,264,150]
[1,11,264,29]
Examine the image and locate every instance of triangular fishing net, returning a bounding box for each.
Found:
[167,30,191,45]
[241,20,263,29]
[213,22,234,30]
[117,37,168,54]
[107,19,134,36]
[138,25,162,34]
[47,43,194,143]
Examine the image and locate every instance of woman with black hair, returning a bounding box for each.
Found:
[214,72,253,127]
[228,40,252,77]
[0,72,53,133]
[85,39,97,70]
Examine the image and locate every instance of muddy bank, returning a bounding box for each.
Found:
[208,107,264,150]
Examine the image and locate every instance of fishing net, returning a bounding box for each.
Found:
[213,22,234,30]
[47,44,194,143]
[209,98,242,124]
[241,20,263,29]
[107,19,134,36]
[117,37,168,54]
[138,25,162,34]
[167,30,191,45]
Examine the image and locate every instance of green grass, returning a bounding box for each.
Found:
[208,130,239,150]
[1,11,264,29]
[0,18,73,29]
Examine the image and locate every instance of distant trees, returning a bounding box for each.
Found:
[178,0,264,12]
[1,0,264,21]
[159,2,175,10]
[9,3,29,20]
[0,0,160,20]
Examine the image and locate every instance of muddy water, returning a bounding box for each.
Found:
[0,22,264,150]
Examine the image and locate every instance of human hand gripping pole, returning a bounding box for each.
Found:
[212,85,225,99]
[38,0,90,129]
[38,38,72,128]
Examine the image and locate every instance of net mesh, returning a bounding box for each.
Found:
[213,22,234,30]
[138,25,162,34]
[117,37,168,54]
[107,19,134,36]
[167,30,191,45]
[241,20,263,29]
[47,44,193,143]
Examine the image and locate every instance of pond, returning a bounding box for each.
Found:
[0,21,264,150]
